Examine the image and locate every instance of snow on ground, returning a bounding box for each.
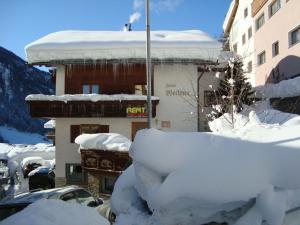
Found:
[1,199,110,225]
[0,126,49,144]
[26,93,159,103]
[75,133,131,152]
[111,101,300,225]
[256,76,300,98]
[25,30,222,63]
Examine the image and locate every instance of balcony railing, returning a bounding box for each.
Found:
[26,95,159,118]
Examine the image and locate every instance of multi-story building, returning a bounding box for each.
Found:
[25,30,224,196]
[252,0,300,85]
[223,0,256,86]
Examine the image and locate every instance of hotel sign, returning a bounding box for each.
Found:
[126,106,147,118]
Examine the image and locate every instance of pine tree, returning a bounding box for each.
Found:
[217,57,254,114]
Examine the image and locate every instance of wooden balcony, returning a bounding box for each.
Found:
[252,0,268,16]
[80,149,131,176]
[26,99,159,118]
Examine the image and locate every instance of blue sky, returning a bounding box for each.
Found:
[0,0,231,60]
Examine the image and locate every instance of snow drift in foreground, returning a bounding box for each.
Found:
[111,106,300,225]
[1,199,109,225]
[75,133,131,152]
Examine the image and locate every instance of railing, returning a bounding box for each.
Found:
[27,100,159,118]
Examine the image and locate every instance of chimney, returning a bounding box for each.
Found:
[123,23,132,32]
[128,23,132,31]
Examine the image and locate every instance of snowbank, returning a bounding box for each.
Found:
[26,94,159,103]
[20,157,45,169]
[112,109,300,225]
[25,30,222,63]
[256,76,300,98]
[75,133,131,152]
[1,199,110,225]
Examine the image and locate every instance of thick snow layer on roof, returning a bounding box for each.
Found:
[1,199,110,225]
[75,133,131,152]
[112,103,300,225]
[25,30,222,63]
[223,0,235,32]
[256,77,300,98]
[44,119,55,129]
[26,94,159,103]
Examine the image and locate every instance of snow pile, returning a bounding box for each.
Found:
[75,133,131,152]
[1,199,110,225]
[256,76,300,98]
[20,156,45,169]
[26,94,159,103]
[44,119,55,129]
[112,107,300,225]
[25,30,222,63]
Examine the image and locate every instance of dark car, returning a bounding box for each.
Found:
[28,167,55,190]
[23,163,42,179]
[0,186,103,221]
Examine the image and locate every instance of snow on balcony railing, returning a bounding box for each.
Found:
[26,94,159,103]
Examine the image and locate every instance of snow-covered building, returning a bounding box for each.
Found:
[25,30,224,195]
[223,0,256,86]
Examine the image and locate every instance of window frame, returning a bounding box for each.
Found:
[100,176,118,195]
[272,41,279,57]
[244,7,248,18]
[248,27,252,39]
[204,90,217,107]
[289,26,300,47]
[257,51,266,66]
[248,61,253,73]
[65,164,87,185]
[256,13,265,31]
[269,0,281,18]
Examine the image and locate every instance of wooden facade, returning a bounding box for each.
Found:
[252,0,268,16]
[80,149,131,176]
[65,64,147,94]
[27,100,159,118]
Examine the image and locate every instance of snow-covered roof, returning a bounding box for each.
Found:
[20,156,45,168]
[25,30,222,64]
[44,119,55,129]
[75,133,131,152]
[26,94,159,103]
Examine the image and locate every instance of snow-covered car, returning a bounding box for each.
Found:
[28,166,55,190]
[20,157,45,178]
[0,186,103,221]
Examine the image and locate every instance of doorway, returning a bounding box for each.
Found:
[131,122,148,141]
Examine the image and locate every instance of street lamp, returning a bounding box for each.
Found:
[146,0,152,129]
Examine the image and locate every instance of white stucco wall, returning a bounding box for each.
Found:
[55,65,65,95]
[228,0,255,86]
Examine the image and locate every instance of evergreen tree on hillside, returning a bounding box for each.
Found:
[217,57,254,114]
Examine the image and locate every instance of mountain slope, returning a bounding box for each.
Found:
[0,46,54,138]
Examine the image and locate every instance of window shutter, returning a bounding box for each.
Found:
[100,125,109,133]
[70,125,80,143]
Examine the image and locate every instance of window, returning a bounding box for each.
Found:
[242,34,246,45]
[257,51,266,66]
[272,41,279,57]
[204,91,217,107]
[100,176,118,194]
[248,61,253,73]
[82,84,100,94]
[269,0,281,17]
[256,13,265,30]
[66,164,87,185]
[233,43,238,53]
[244,7,248,18]
[134,84,147,95]
[60,191,77,204]
[290,26,300,46]
[248,27,252,39]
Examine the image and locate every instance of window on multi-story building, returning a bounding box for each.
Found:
[248,61,253,73]
[204,90,217,107]
[256,13,265,31]
[242,34,246,45]
[257,51,266,66]
[233,43,238,53]
[134,84,147,95]
[100,176,118,194]
[244,7,248,18]
[269,0,281,18]
[82,84,100,94]
[290,26,300,46]
[248,27,252,39]
[272,41,279,57]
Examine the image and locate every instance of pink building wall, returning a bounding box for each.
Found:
[254,0,300,86]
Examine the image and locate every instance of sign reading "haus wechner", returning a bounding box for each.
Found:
[126,106,147,118]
